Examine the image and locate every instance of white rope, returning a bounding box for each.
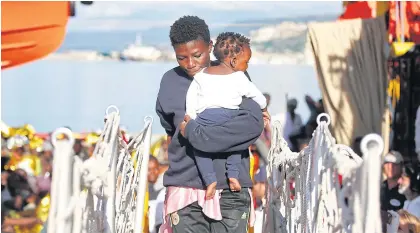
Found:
[263,113,384,233]
[48,105,153,233]
[82,107,120,233]
[115,116,153,233]
[351,134,384,233]
[48,128,76,233]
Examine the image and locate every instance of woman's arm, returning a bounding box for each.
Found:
[181,98,264,153]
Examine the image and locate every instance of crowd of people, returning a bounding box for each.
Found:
[2,14,420,233]
[380,150,420,232]
[0,125,101,233]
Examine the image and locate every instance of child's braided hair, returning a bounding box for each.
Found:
[213,32,250,61]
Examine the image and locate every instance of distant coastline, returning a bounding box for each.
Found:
[46,49,314,65]
[55,15,336,65]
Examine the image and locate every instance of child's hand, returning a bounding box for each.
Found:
[262,109,271,127]
[179,115,192,137]
[184,115,191,123]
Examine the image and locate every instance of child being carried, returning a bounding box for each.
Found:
[185,32,269,199]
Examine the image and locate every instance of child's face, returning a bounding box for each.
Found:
[232,45,251,72]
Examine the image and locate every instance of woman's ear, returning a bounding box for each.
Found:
[208,41,213,54]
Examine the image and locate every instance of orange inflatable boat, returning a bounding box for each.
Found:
[1,1,71,70]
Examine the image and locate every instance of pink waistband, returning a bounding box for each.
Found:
[159,186,255,233]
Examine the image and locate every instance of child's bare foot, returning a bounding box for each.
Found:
[229,178,241,192]
[206,182,217,199]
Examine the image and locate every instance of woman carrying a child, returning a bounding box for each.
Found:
[156,16,269,233]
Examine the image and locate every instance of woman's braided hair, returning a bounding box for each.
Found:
[213,32,250,61]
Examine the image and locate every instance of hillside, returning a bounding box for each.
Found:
[225,14,338,64]
[58,14,338,64]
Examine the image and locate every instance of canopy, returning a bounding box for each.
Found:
[307,16,389,151]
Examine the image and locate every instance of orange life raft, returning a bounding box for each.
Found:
[1,1,70,70]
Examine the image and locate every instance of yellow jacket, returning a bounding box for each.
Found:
[248,152,256,233]
[13,194,50,233]
[5,154,41,176]
[143,185,150,233]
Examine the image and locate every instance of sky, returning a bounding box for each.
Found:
[67,1,343,31]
